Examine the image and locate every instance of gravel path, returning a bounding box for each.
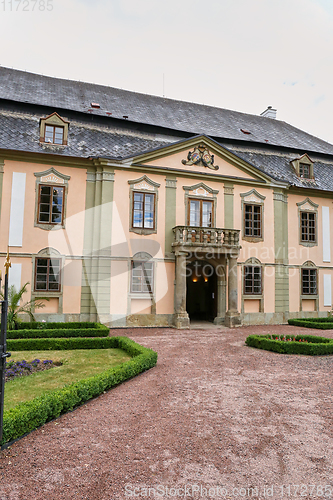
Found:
[1,324,333,500]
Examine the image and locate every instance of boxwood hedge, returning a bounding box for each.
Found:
[1,336,157,446]
[288,318,333,329]
[245,333,333,355]
[7,325,109,340]
[14,321,103,330]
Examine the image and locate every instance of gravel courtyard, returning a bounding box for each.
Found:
[1,324,332,500]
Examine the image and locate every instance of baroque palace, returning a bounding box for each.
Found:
[0,67,332,328]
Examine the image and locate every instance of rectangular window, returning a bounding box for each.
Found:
[131,261,154,293]
[301,211,316,242]
[302,268,317,295]
[45,125,64,145]
[244,204,262,237]
[244,266,262,295]
[299,163,310,179]
[189,199,213,227]
[132,192,155,229]
[38,185,64,224]
[35,258,61,291]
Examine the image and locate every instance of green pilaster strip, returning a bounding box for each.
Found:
[96,168,114,322]
[224,183,234,229]
[0,159,4,224]
[80,169,97,317]
[165,177,177,257]
[274,190,289,313]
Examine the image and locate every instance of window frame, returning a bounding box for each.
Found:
[34,257,61,292]
[44,124,65,145]
[243,265,262,295]
[240,189,265,242]
[131,191,156,231]
[34,167,70,231]
[187,197,214,227]
[37,184,65,226]
[130,259,154,294]
[300,210,316,243]
[297,198,318,247]
[301,267,317,295]
[128,176,160,236]
[244,203,262,238]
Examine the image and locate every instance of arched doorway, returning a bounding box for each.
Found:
[186,260,217,321]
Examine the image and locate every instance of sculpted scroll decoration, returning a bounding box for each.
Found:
[181,145,219,170]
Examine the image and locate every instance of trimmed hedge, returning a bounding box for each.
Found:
[2,336,157,446]
[288,318,333,329]
[14,321,103,330]
[245,334,333,355]
[7,326,109,340]
[7,337,123,351]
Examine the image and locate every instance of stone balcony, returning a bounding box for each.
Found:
[172,226,241,255]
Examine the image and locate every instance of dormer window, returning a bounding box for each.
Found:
[40,112,69,145]
[299,163,310,179]
[45,125,64,145]
[290,154,314,180]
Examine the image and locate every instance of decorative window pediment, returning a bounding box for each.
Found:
[183,182,219,198]
[290,154,314,180]
[128,175,160,191]
[34,167,71,185]
[240,188,266,203]
[40,112,69,145]
[296,198,318,211]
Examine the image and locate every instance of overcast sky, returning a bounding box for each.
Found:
[0,0,333,143]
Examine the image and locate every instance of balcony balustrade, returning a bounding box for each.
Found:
[172,226,240,252]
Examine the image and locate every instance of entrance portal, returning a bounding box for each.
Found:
[186,261,217,321]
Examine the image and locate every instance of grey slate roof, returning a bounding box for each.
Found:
[228,146,333,192]
[1,66,333,155]
[0,110,176,159]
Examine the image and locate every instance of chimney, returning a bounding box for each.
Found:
[260,106,277,119]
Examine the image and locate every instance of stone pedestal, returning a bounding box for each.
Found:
[174,251,190,329]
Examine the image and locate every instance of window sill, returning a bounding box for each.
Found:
[32,291,62,297]
[34,222,65,231]
[130,227,157,235]
[129,293,154,299]
[299,241,317,247]
[300,294,318,299]
[242,236,263,243]
[243,294,263,299]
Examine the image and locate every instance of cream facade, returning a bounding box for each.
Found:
[0,67,333,327]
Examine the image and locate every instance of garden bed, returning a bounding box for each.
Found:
[5,358,61,382]
[288,318,333,329]
[245,333,333,355]
[1,336,158,446]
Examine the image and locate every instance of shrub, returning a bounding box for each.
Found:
[15,321,104,330]
[245,334,333,355]
[1,336,157,446]
[7,325,109,340]
[288,319,333,329]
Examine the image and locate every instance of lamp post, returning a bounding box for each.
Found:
[0,248,11,444]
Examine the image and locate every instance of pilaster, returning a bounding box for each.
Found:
[224,183,234,229]
[165,176,177,258]
[273,189,289,314]
[174,251,190,329]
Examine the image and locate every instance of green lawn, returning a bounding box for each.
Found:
[4,348,131,411]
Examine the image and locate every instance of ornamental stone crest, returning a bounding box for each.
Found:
[181,145,219,170]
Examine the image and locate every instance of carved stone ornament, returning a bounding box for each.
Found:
[181,145,219,170]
